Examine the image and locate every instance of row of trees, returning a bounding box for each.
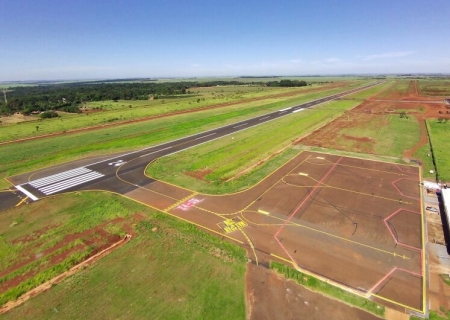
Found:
[0,79,309,116]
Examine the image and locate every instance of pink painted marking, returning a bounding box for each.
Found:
[391,178,419,200]
[274,157,343,238]
[368,267,422,294]
[273,157,342,267]
[177,198,202,211]
[383,208,421,252]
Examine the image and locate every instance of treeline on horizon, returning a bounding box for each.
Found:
[0,80,308,116]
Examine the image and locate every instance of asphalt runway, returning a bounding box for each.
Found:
[1,81,381,210]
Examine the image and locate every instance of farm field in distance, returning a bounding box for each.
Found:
[1,77,450,319]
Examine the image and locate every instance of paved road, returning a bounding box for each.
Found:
[0,81,382,211]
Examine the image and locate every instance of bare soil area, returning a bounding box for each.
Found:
[245,263,382,320]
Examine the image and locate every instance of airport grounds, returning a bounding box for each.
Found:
[1,77,450,319]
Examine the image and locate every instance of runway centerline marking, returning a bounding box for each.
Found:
[140,146,172,157]
[195,132,216,140]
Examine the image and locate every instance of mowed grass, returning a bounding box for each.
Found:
[146,99,365,194]
[0,192,147,306]
[427,119,450,181]
[339,114,421,157]
[418,80,450,96]
[374,80,413,99]
[0,83,368,190]
[0,84,341,143]
[0,193,246,320]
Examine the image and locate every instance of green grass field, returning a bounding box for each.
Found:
[426,119,450,181]
[339,114,421,157]
[146,99,363,194]
[0,82,369,190]
[374,80,413,98]
[0,83,355,143]
[418,80,450,96]
[0,192,246,319]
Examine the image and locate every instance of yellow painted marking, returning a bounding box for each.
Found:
[419,166,426,314]
[298,172,308,176]
[0,189,16,193]
[240,229,258,265]
[15,197,28,207]
[3,177,14,187]
[245,211,408,260]
[224,219,234,226]
[371,294,423,314]
[220,218,248,234]
[258,210,270,215]
[51,189,244,245]
[282,177,413,205]
[270,253,297,266]
[164,192,198,211]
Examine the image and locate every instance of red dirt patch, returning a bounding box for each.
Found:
[245,263,382,320]
[0,215,142,299]
[184,168,213,181]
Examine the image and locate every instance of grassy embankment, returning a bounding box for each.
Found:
[0,82,367,190]
[270,261,385,317]
[426,119,450,182]
[0,193,246,319]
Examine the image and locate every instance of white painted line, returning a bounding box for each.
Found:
[316,157,325,159]
[259,116,270,121]
[39,172,104,195]
[233,123,247,129]
[258,210,270,215]
[293,108,305,113]
[29,168,91,188]
[280,107,292,112]
[140,146,172,157]
[298,173,309,176]
[16,185,39,201]
[194,132,216,141]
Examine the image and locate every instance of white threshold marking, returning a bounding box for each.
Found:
[140,146,172,157]
[259,116,270,121]
[29,167,91,188]
[233,123,247,128]
[15,185,39,201]
[293,108,305,113]
[280,107,292,112]
[39,172,104,195]
[195,133,216,140]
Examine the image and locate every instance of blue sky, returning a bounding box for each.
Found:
[1,0,450,81]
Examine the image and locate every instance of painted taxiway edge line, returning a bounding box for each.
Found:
[15,185,38,201]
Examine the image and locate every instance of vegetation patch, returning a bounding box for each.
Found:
[427,119,450,181]
[0,194,246,320]
[270,261,384,317]
[147,99,361,194]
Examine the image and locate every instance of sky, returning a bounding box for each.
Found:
[1,0,450,81]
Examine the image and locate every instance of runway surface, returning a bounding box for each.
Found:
[1,81,381,209]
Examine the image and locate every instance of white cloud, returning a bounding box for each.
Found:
[360,51,414,61]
